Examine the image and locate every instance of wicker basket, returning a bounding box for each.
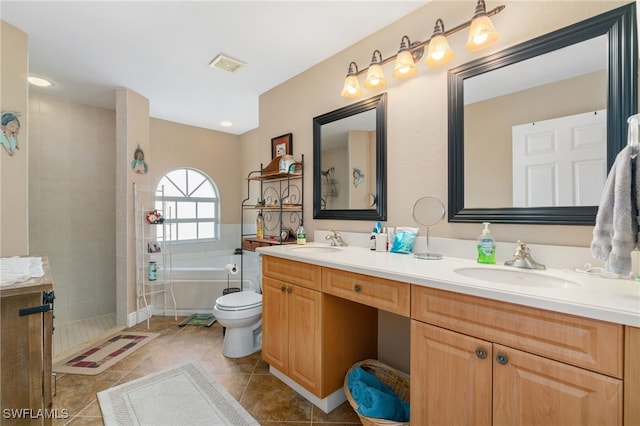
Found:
[344,359,410,426]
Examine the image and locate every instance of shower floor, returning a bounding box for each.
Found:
[52,313,120,362]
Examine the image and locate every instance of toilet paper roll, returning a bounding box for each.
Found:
[225,263,238,275]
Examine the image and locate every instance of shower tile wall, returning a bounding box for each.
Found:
[29,94,116,324]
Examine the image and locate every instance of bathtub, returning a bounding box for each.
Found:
[166,251,261,314]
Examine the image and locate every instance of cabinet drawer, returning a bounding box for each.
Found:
[411,286,623,378]
[262,256,321,291]
[322,268,410,316]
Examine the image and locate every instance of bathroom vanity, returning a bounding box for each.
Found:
[258,244,640,425]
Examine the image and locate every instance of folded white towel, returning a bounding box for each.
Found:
[591,145,637,275]
[0,256,44,286]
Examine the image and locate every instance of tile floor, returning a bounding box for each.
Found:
[52,316,363,425]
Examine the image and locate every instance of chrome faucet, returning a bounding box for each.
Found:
[504,240,546,270]
[325,230,348,247]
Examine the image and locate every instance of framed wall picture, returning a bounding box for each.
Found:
[271,133,293,159]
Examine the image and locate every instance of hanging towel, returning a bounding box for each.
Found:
[591,145,638,275]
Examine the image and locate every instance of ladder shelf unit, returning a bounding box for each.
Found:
[134,183,177,329]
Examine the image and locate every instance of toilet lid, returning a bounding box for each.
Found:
[216,291,262,310]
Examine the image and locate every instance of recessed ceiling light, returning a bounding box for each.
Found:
[28,76,54,87]
[220,121,233,127]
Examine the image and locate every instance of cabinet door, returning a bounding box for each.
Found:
[493,343,622,426]
[411,320,492,426]
[288,284,322,395]
[262,276,289,372]
[1,292,47,425]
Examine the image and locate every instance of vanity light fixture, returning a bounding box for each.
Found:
[392,36,419,79]
[465,0,500,51]
[364,50,387,89]
[425,19,454,67]
[341,61,363,98]
[340,1,505,98]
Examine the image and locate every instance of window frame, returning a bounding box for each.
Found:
[156,168,220,242]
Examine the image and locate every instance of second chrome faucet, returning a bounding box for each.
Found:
[325,230,348,247]
[504,240,546,270]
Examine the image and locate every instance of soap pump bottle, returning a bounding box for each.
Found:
[296,220,306,245]
[477,222,496,264]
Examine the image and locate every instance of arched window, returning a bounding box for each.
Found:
[156,168,219,241]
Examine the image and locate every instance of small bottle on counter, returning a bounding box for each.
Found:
[370,226,378,250]
[256,212,264,239]
[296,221,306,245]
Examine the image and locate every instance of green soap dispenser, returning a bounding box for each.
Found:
[477,222,496,264]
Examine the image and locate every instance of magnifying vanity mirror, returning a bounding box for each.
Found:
[313,93,387,220]
[448,3,637,225]
[412,196,446,260]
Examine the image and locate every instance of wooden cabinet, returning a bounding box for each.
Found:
[0,256,54,426]
[260,254,638,423]
[625,326,640,426]
[262,275,323,393]
[410,286,623,426]
[261,256,377,398]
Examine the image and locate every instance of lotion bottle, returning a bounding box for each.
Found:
[477,222,496,264]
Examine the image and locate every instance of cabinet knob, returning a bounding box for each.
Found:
[286,287,292,293]
[354,284,361,292]
[475,348,487,359]
[280,286,286,292]
[496,353,509,365]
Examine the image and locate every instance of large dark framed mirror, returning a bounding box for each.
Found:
[448,3,637,225]
[313,93,387,220]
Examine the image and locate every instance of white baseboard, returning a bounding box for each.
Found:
[269,366,346,414]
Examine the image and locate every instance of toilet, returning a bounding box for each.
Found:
[213,290,262,358]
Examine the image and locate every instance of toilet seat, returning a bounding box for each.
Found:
[215,291,262,312]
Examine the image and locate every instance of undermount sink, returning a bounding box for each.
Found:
[454,267,579,288]
[288,245,343,254]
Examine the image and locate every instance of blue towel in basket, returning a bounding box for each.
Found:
[348,366,410,422]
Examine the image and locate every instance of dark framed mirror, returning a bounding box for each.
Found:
[313,93,387,220]
[448,3,637,225]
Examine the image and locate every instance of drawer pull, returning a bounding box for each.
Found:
[286,287,292,293]
[475,348,487,359]
[354,284,361,292]
[280,286,286,292]
[496,353,509,365]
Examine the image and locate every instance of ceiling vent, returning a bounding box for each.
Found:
[209,54,246,73]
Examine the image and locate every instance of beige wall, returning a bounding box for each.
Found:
[29,94,116,323]
[150,118,242,224]
[116,88,151,322]
[257,0,629,248]
[1,21,29,256]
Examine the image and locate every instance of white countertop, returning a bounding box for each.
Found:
[257,243,640,327]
